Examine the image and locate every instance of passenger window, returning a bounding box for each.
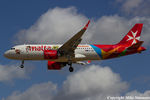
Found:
[11,48,15,50]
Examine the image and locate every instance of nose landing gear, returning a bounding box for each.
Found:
[20,60,24,68]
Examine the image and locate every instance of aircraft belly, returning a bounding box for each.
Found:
[21,51,44,60]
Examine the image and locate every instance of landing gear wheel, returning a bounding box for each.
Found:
[20,65,24,68]
[67,59,74,72]
[20,60,24,68]
[69,67,74,72]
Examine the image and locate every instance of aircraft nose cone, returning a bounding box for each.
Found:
[4,51,10,58]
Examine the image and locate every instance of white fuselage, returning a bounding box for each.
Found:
[4,44,100,62]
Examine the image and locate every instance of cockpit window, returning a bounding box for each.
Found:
[11,48,15,50]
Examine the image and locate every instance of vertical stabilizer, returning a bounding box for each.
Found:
[118,24,143,46]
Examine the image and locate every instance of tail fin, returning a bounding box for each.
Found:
[118,23,143,46]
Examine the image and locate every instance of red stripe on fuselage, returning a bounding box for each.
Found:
[93,44,115,52]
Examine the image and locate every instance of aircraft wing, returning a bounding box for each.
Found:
[58,20,90,57]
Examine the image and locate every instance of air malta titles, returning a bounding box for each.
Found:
[26,45,59,51]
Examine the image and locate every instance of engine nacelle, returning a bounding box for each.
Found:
[47,61,66,70]
[44,50,58,59]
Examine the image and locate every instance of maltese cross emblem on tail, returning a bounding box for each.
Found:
[127,31,140,45]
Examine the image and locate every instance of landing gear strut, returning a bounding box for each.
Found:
[68,61,74,72]
[20,60,24,68]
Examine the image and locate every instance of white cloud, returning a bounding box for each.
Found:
[117,0,150,16]
[90,16,150,45]
[14,7,150,46]
[125,90,150,100]
[88,15,129,44]
[4,65,128,100]
[54,65,128,100]
[0,64,31,82]
[122,0,143,13]
[4,81,57,100]
[4,65,150,100]
[14,7,88,44]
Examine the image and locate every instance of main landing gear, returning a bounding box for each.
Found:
[68,61,74,72]
[69,66,74,72]
[20,60,24,68]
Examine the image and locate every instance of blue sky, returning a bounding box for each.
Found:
[1,0,150,99]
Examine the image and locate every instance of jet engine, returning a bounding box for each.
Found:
[47,61,66,70]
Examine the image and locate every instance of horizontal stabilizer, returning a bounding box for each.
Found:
[127,41,144,50]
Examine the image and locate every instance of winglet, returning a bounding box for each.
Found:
[83,20,90,30]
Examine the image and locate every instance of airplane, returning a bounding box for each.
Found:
[4,20,146,72]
